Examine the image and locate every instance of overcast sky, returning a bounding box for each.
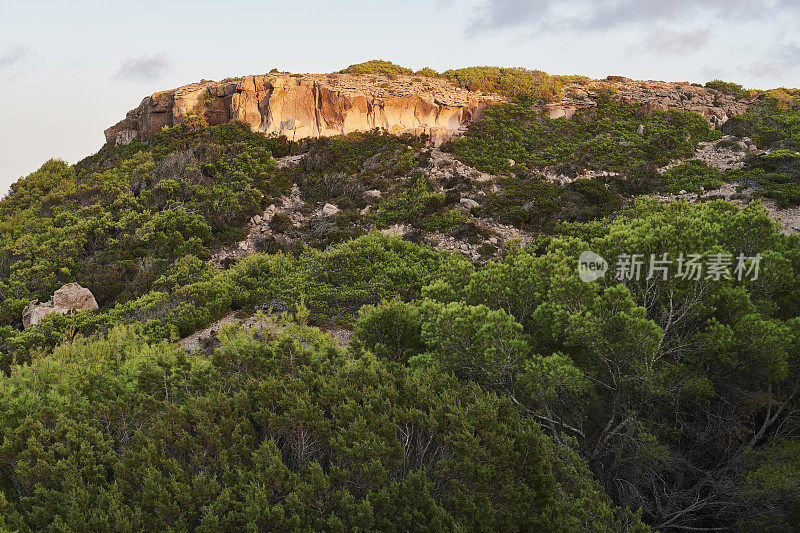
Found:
[1,0,798,194]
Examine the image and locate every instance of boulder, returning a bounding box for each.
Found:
[22,283,99,329]
[460,197,480,209]
[321,203,340,217]
[381,225,410,238]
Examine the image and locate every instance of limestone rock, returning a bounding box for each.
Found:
[105,72,506,148]
[321,203,340,217]
[105,72,754,152]
[22,283,99,328]
[544,80,752,129]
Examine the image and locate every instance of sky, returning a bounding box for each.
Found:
[1,0,798,194]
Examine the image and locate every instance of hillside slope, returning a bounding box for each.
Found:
[1,65,800,531]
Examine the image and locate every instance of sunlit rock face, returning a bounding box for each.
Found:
[105,73,754,148]
[105,73,506,147]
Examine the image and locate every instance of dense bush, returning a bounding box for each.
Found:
[731,150,800,206]
[441,66,562,101]
[385,199,800,530]
[705,80,751,99]
[451,94,720,175]
[414,66,439,77]
[663,160,725,193]
[0,323,643,531]
[0,117,292,326]
[723,92,800,150]
[339,59,413,76]
[370,174,466,232]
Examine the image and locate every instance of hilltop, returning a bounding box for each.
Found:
[0,61,799,531]
[105,68,752,148]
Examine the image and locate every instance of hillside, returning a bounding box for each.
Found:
[1,63,800,531]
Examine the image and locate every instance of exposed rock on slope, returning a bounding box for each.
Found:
[22,283,99,328]
[546,78,752,127]
[105,73,505,147]
[106,73,753,149]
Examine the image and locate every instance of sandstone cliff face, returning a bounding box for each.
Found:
[106,73,753,148]
[546,78,752,127]
[105,73,505,147]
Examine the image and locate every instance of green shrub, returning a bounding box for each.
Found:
[340,59,413,76]
[451,94,720,176]
[723,95,800,150]
[353,299,425,363]
[420,209,467,232]
[370,174,463,232]
[441,66,562,101]
[763,183,800,207]
[727,149,800,205]
[0,323,639,532]
[484,175,560,227]
[705,80,751,99]
[415,67,439,77]
[664,160,725,193]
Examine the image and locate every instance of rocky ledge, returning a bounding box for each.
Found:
[546,78,752,127]
[105,73,506,147]
[106,73,754,149]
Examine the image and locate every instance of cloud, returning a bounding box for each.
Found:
[113,53,169,82]
[0,44,33,81]
[745,42,800,80]
[640,27,711,55]
[467,0,799,34]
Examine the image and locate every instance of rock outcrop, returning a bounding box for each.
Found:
[106,73,754,149]
[105,73,506,147]
[546,78,752,128]
[22,283,99,328]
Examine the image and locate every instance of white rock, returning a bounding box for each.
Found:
[381,225,408,238]
[22,283,99,329]
[321,203,340,217]
[460,198,480,209]
[364,189,382,200]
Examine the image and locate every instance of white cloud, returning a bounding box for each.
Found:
[467,0,799,35]
[0,44,33,81]
[113,53,169,82]
[641,27,711,55]
[745,43,800,81]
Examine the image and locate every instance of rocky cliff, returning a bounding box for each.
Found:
[105,73,506,147]
[546,78,752,127]
[106,72,753,148]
